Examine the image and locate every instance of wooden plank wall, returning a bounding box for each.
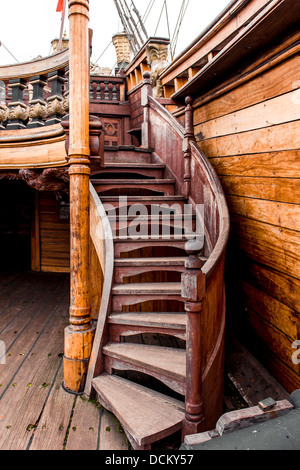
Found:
[39,192,70,273]
[128,86,143,135]
[194,49,300,392]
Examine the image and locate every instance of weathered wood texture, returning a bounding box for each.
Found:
[38,192,70,273]
[0,125,68,169]
[193,42,300,392]
[147,95,229,431]
[0,271,127,450]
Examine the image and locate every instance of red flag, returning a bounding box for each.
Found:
[56,0,64,12]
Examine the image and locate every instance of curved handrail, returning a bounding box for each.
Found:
[0,49,69,81]
[190,141,230,279]
[148,95,185,140]
[84,182,114,398]
[148,95,230,279]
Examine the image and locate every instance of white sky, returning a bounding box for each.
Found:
[0,0,230,70]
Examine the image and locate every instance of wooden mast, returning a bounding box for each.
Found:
[63,0,95,394]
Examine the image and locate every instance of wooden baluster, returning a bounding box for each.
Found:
[182,238,206,437]
[141,71,153,148]
[183,96,194,199]
[46,69,66,125]
[63,0,95,395]
[99,82,105,101]
[108,82,113,101]
[90,81,94,100]
[27,75,48,128]
[104,81,109,100]
[112,82,118,101]
[6,78,28,129]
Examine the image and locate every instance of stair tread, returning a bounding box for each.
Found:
[103,163,165,169]
[112,282,182,295]
[114,257,187,266]
[100,195,186,201]
[103,342,186,379]
[114,235,191,241]
[108,312,187,329]
[91,179,174,184]
[109,214,195,220]
[92,374,185,447]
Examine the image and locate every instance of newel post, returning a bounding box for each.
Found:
[183,96,194,199]
[182,238,206,437]
[63,0,95,395]
[141,71,153,149]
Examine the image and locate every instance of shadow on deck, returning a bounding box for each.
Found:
[0,270,128,451]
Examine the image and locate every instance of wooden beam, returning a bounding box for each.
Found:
[63,0,95,395]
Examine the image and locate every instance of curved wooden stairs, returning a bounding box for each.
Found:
[89,147,199,450]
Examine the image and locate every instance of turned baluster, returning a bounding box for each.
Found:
[6,78,28,129]
[183,96,194,198]
[46,69,66,125]
[141,71,153,148]
[63,0,94,395]
[182,238,206,437]
[27,75,48,128]
[104,81,109,100]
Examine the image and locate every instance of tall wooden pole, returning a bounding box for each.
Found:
[63,0,95,395]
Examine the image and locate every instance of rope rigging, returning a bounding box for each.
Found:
[112,0,191,61]
[0,41,19,64]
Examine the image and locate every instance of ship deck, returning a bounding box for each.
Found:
[0,270,127,451]
[0,270,289,451]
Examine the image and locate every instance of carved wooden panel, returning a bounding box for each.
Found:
[102,118,121,147]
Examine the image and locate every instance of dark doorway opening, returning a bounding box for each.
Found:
[0,180,33,271]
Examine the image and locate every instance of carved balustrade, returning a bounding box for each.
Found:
[0,52,70,130]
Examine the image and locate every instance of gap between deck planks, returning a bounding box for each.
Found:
[0,271,128,451]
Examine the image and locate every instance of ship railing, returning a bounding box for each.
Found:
[0,49,70,131]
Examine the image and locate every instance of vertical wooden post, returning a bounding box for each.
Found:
[141,71,153,149]
[182,96,194,199]
[63,0,95,395]
[181,239,206,437]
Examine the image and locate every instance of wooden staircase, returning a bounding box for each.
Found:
[89,147,202,450]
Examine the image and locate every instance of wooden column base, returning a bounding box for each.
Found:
[182,415,206,439]
[63,324,95,394]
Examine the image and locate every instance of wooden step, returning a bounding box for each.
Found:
[111,282,182,311]
[98,162,166,179]
[113,235,193,257]
[92,374,185,450]
[103,342,186,395]
[108,312,187,341]
[104,147,152,164]
[108,213,197,236]
[114,257,188,282]
[91,179,175,196]
[100,195,188,213]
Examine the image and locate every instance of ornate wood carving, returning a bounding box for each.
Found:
[0,167,69,193]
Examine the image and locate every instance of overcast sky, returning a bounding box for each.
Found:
[0,0,230,69]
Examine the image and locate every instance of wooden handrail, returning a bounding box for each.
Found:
[190,141,230,279]
[84,182,114,398]
[0,49,69,81]
[143,78,230,436]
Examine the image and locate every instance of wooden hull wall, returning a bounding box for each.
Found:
[194,42,300,393]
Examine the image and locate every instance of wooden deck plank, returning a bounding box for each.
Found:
[64,396,102,450]
[98,409,129,451]
[0,271,129,451]
[0,278,69,391]
[28,363,76,450]
[0,286,70,450]
[0,273,64,332]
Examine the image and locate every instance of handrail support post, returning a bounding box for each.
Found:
[183,96,194,199]
[182,238,206,437]
[141,71,153,148]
